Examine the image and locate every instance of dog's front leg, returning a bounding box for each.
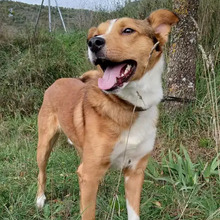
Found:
[123,155,149,220]
[77,159,110,220]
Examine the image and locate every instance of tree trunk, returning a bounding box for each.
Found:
[165,0,199,107]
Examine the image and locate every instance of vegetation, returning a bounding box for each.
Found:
[0,31,92,115]
[0,0,219,219]
[0,116,219,219]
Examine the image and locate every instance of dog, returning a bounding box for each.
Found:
[36,9,179,220]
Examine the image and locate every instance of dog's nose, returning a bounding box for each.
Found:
[88,37,105,53]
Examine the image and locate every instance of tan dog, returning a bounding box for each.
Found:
[36,9,179,220]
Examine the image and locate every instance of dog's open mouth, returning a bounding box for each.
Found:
[96,59,137,91]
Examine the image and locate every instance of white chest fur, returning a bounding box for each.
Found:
[110,56,164,169]
[110,106,158,169]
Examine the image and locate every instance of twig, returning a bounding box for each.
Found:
[161,95,195,103]
[206,207,220,220]
[149,41,160,60]
[191,15,219,175]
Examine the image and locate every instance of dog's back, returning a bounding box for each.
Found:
[36,9,179,220]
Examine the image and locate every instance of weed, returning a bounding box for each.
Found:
[0,30,92,116]
[1,116,219,219]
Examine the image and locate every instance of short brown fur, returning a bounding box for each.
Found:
[36,9,179,220]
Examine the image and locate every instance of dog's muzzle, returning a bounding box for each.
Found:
[87,36,137,93]
[88,37,105,53]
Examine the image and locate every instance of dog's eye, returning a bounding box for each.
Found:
[122,28,135,34]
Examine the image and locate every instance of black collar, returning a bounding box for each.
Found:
[134,106,147,112]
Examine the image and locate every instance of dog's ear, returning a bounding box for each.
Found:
[87,27,97,40]
[147,9,179,45]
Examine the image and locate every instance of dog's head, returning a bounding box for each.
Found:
[87,9,179,92]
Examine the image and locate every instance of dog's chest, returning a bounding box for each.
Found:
[110,107,158,169]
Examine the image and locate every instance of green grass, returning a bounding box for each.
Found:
[0,114,219,220]
[0,30,93,116]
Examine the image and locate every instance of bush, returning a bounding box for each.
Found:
[0,29,92,116]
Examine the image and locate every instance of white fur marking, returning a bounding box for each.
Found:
[36,194,46,208]
[106,19,117,35]
[67,138,73,145]
[126,199,140,220]
[88,34,105,64]
[125,176,129,183]
[88,19,116,64]
[117,55,164,109]
[110,107,157,169]
[88,48,94,64]
[110,56,164,169]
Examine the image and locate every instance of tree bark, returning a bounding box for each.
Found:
[165,0,199,107]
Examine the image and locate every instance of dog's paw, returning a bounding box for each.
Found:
[36,194,46,208]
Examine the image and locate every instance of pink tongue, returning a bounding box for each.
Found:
[98,63,126,90]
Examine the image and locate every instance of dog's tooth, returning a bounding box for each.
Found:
[126,65,131,73]
[122,64,132,77]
